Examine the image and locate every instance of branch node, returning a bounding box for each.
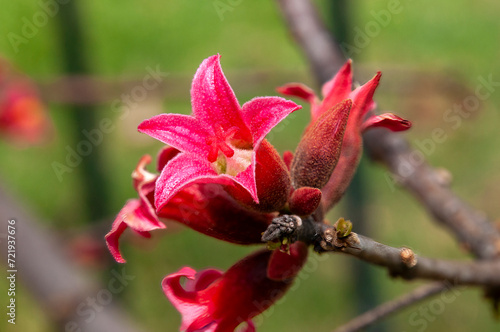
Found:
[400,247,418,268]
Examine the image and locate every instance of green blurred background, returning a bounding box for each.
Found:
[1,0,499,331]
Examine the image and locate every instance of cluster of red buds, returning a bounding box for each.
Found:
[106,54,410,331]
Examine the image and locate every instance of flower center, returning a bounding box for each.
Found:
[207,125,253,176]
[205,125,239,163]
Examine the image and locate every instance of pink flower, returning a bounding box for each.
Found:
[138,54,301,211]
[105,148,274,263]
[163,242,308,332]
[278,60,411,210]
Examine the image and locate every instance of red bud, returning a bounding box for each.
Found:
[289,187,322,216]
[291,99,352,189]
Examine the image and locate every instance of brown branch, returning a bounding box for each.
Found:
[263,217,500,287]
[332,282,448,332]
[364,130,500,259]
[275,0,500,260]
[318,227,500,287]
[276,0,345,84]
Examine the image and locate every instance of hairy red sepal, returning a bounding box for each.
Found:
[226,139,291,212]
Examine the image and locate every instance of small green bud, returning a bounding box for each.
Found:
[336,218,352,238]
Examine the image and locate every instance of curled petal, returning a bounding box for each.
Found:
[163,249,299,332]
[276,83,319,105]
[105,198,166,263]
[162,267,223,331]
[106,155,166,263]
[361,113,412,132]
[191,54,252,142]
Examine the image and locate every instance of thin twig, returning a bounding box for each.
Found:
[332,282,448,332]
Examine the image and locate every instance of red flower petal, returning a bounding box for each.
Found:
[320,59,353,120]
[361,113,412,132]
[241,96,302,147]
[154,153,234,211]
[349,72,381,126]
[158,183,272,244]
[226,140,291,212]
[289,187,322,216]
[162,267,223,331]
[267,241,309,281]
[163,248,304,331]
[191,54,252,143]
[276,83,319,105]
[105,198,166,263]
[138,113,211,156]
[156,146,181,172]
[105,156,166,263]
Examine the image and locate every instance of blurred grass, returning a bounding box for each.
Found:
[1,0,499,331]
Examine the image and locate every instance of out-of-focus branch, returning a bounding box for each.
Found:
[276,0,345,84]
[364,130,500,259]
[0,185,144,332]
[275,0,500,261]
[332,282,448,332]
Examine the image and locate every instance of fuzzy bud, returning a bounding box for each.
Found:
[291,99,352,189]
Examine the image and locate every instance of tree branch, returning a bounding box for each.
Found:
[263,217,500,287]
[275,0,500,260]
[332,282,449,332]
[321,230,500,286]
[276,0,345,84]
[364,130,500,259]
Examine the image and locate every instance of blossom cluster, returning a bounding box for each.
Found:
[105,54,410,331]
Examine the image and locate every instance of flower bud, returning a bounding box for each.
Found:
[289,186,322,216]
[291,99,352,189]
